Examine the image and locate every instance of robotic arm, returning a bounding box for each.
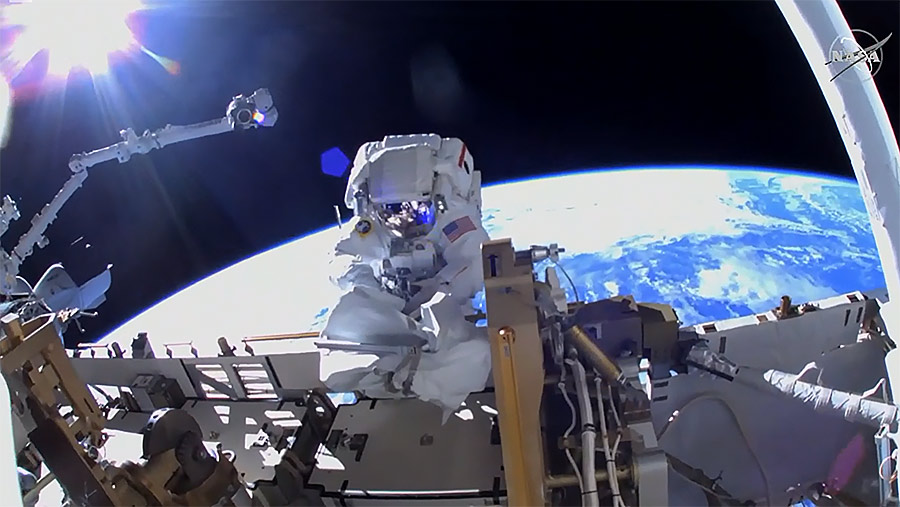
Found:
[0,89,278,295]
[68,88,278,171]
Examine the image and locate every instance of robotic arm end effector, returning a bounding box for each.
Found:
[227,88,278,129]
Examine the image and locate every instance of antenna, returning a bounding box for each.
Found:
[334,205,343,229]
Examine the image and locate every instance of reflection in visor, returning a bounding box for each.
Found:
[380,201,435,230]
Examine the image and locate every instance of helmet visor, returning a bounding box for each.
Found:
[378,200,435,233]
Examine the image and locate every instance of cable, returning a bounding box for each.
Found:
[880,454,894,480]
[607,383,622,429]
[552,260,581,303]
[568,359,599,507]
[558,378,584,495]
[658,392,773,506]
[880,449,899,484]
[594,376,626,507]
[606,382,623,456]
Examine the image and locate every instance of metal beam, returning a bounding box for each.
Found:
[481,239,547,506]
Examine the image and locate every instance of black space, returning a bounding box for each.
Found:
[0,1,897,347]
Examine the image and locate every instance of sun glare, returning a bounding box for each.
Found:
[4,0,144,77]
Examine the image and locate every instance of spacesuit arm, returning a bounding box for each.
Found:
[330,255,380,292]
[435,219,490,301]
[328,217,386,292]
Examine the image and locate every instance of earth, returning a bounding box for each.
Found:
[309,167,886,331]
[98,166,885,356]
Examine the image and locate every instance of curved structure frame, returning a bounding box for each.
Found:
[775,0,900,336]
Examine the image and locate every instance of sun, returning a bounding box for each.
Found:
[3,0,145,77]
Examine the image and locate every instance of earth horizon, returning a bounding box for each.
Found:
[98,165,886,356]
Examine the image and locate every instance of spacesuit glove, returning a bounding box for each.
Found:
[332,262,380,292]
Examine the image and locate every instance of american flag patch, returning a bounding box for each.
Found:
[443,216,477,243]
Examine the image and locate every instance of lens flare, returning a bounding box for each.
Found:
[3,0,144,77]
[141,46,181,76]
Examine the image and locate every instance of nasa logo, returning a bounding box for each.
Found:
[825,29,892,83]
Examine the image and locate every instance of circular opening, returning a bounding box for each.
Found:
[236,109,252,124]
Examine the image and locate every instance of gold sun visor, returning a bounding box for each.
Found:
[367,145,436,204]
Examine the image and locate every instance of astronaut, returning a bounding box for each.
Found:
[320,134,492,419]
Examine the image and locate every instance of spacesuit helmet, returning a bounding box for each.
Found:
[347,137,443,236]
[344,134,478,236]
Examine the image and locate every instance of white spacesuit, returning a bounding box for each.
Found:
[320,134,492,419]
